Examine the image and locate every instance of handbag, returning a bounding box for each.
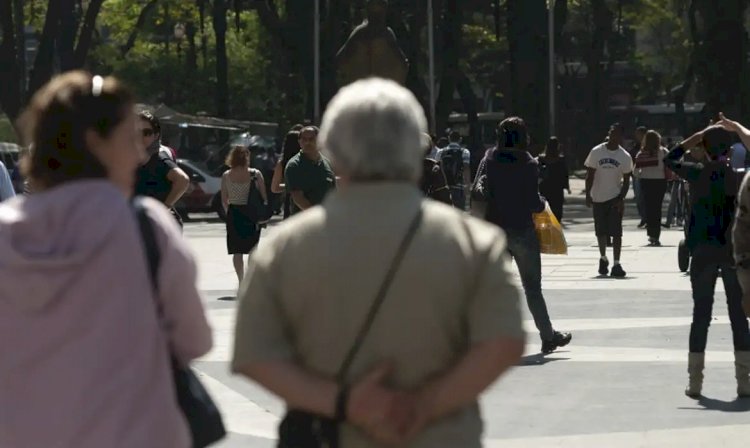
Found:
[470,156,489,219]
[244,170,272,223]
[532,202,568,255]
[133,198,227,448]
[277,207,424,448]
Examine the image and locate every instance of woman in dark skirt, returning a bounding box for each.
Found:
[221,145,268,283]
[537,136,571,222]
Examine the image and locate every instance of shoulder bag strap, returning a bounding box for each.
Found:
[335,207,423,383]
[133,197,162,298]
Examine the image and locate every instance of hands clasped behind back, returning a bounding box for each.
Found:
[347,363,432,445]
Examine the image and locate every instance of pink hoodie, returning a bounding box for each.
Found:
[0,180,212,448]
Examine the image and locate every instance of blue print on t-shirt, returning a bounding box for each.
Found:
[599,158,621,168]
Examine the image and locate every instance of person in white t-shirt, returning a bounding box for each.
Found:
[585,123,634,277]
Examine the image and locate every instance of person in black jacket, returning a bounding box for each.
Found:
[664,124,750,398]
[475,117,572,354]
[537,137,571,222]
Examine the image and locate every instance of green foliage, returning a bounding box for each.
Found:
[0,117,18,143]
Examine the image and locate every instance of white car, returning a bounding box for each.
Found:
[174,159,225,220]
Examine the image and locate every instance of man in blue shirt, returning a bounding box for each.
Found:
[0,161,16,201]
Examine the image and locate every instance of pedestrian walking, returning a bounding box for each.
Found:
[664,122,750,398]
[0,71,212,448]
[634,130,669,246]
[585,123,634,277]
[232,78,525,447]
[631,126,648,228]
[473,117,572,354]
[537,136,571,222]
[271,130,301,219]
[284,126,336,214]
[437,131,471,210]
[135,111,191,228]
[221,145,268,283]
[420,133,452,204]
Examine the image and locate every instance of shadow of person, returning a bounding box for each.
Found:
[519,352,571,366]
[689,396,750,412]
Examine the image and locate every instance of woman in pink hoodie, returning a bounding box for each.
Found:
[0,72,212,447]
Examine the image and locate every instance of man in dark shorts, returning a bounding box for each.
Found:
[135,111,190,227]
[284,126,336,214]
[585,123,634,277]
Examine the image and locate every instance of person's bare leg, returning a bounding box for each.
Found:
[233,254,245,283]
[613,236,623,264]
[597,236,608,257]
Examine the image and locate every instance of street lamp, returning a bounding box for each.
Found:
[428,0,436,134]
[548,0,556,136]
[314,0,320,124]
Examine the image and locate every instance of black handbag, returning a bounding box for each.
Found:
[277,207,424,448]
[133,198,227,448]
[244,170,272,223]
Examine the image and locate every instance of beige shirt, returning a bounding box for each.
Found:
[232,183,525,448]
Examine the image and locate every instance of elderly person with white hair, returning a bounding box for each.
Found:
[231,78,525,447]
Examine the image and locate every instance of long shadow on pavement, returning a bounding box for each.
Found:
[679,396,750,413]
[519,353,571,367]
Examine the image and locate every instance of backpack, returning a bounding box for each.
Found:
[441,146,465,187]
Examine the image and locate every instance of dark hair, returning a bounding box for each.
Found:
[641,130,662,155]
[436,137,449,149]
[299,126,319,137]
[544,136,560,158]
[225,145,249,168]
[636,126,648,134]
[281,130,301,169]
[138,110,161,136]
[291,124,304,131]
[18,71,134,191]
[610,122,625,133]
[448,131,461,143]
[702,126,733,159]
[497,116,528,149]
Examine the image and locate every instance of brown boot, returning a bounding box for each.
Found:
[685,352,704,398]
[735,351,750,397]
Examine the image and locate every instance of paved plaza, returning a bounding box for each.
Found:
[184,181,750,447]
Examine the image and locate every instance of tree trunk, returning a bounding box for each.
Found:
[507,0,548,143]
[693,0,748,123]
[27,0,65,101]
[12,0,24,98]
[0,0,22,123]
[120,0,159,58]
[583,0,612,149]
[213,0,229,117]
[435,0,461,134]
[57,0,78,72]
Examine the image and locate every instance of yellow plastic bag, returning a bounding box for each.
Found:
[532,203,568,255]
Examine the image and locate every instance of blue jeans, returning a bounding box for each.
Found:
[689,244,750,353]
[504,227,555,340]
[449,186,466,210]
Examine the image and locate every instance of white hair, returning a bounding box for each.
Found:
[319,78,427,182]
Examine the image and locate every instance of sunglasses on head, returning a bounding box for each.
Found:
[142,129,155,137]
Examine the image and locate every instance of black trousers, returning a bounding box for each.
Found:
[689,245,750,353]
[640,178,667,241]
[542,187,564,222]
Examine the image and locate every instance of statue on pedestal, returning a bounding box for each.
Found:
[335,0,409,87]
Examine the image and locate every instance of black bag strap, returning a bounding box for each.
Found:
[133,197,161,296]
[335,207,423,383]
